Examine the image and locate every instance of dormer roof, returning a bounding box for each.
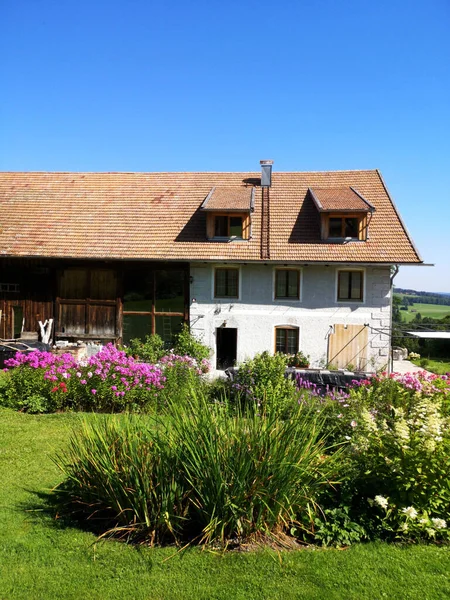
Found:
[309,187,374,213]
[201,186,255,212]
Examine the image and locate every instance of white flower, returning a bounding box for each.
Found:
[402,506,418,519]
[374,495,389,509]
[431,518,447,529]
[350,420,357,427]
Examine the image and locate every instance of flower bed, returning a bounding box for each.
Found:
[296,370,450,545]
[2,344,166,412]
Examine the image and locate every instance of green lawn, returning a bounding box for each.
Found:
[400,302,450,322]
[1,408,450,600]
[410,357,450,375]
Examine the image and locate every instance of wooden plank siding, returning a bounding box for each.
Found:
[0,259,189,343]
[327,324,369,370]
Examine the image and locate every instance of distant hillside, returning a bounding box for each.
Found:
[394,288,450,306]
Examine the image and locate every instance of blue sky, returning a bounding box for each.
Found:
[1,0,449,292]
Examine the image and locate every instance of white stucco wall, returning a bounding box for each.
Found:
[189,263,391,372]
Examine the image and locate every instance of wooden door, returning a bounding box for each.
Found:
[327,324,369,370]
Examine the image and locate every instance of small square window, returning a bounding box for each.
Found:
[275,327,299,354]
[328,216,360,239]
[214,215,243,238]
[275,270,300,299]
[337,271,363,301]
[214,268,239,298]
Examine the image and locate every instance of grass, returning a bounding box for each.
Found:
[399,302,450,322]
[410,357,450,375]
[1,407,450,599]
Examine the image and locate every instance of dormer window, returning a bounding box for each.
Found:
[214,215,243,238]
[309,187,375,242]
[201,186,254,241]
[328,216,360,239]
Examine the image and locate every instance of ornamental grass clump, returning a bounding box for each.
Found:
[55,392,342,546]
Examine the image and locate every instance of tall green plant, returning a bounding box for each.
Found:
[231,352,297,415]
[173,324,210,363]
[55,392,341,546]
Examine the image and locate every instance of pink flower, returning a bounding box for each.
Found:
[91,389,97,395]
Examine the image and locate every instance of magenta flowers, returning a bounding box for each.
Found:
[4,344,166,412]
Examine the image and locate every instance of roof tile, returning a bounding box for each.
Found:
[0,170,421,264]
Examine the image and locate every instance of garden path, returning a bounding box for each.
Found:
[392,360,433,375]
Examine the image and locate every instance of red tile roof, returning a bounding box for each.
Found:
[0,170,422,264]
[201,186,253,211]
[309,187,373,212]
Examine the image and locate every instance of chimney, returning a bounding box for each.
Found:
[259,160,273,259]
[260,160,273,187]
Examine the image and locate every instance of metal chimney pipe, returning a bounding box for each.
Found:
[260,160,274,187]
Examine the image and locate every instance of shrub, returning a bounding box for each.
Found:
[55,393,342,546]
[173,324,211,365]
[157,353,210,406]
[124,334,166,363]
[231,352,297,415]
[310,506,367,547]
[312,372,450,542]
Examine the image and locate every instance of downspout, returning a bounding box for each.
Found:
[389,265,400,374]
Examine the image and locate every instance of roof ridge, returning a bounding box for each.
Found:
[0,169,380,175]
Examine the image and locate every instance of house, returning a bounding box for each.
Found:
[0,161,422,371]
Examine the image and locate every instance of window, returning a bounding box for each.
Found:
[0,283,19,293]
[275,327,299,354]
[329,217,359,239]
[337,270,364,301]
[214,268,239,298]
[275,269,300,299]
[214,215,243,238]
[123,268,188,345]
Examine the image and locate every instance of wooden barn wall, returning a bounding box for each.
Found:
[0,258,189,342]
[0,259,54,339]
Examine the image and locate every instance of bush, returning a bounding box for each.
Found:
[124,334,166,363]
[311,372,450,542]
[156,353,210,407]
[173,324,211,365]
[55,393,342,546]
[230,352,298,415]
